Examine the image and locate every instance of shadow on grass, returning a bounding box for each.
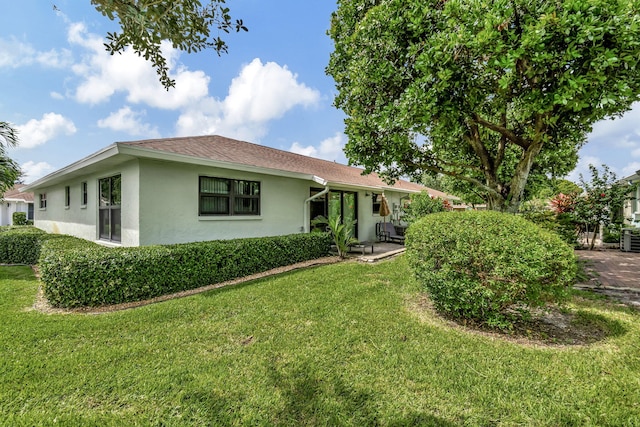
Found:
[504,308,629,345]
[409,294,629,346]
[0,265,36,282]
[266,359,455,426]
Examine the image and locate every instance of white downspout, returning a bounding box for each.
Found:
[303,178,329,233]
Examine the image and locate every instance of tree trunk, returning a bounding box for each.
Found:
[589,223,599,250]
[487,193,506,211]
[505,140,545,213]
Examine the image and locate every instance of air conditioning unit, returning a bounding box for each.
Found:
[621,228,640,253]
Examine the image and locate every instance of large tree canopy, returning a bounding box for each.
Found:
[0,122,21,194]
[91,0,247,89]
[327,0,640,212]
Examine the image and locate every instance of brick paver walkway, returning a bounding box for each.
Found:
[575,249,640,309]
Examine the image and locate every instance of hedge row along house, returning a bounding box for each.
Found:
[22,135,454,246]
[0,184,34,226]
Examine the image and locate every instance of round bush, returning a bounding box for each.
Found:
[406,210,577,328]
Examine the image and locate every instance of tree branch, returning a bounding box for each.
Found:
[420,163,502,199]
[473,114,529,149]
[465,121,498,185]
[495,112,507,170]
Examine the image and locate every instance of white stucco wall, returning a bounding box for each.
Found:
[625,185,640,227]
[0,200,32,226]
[33,160,141,246]
[0,202,11,226]
[29,155,419,246]
[356,190,409,241]
[137,159,310,245]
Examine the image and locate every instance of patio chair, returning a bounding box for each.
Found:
[376,222,405,244]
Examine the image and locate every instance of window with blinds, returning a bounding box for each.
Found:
[199,176,260,216]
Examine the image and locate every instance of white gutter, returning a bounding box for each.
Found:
[303,180,329,233]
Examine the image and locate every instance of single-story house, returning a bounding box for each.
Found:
[622,170,640,227]
[0,184,34,226]
[22,135,451,246]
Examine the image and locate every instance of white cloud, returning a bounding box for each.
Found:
[589,103,640,142]
[223,59,320,125]
[97,106,160,138]
[176,59,321,141]
[621,162,640,178]
[16,113,77,149]
[68,23,209,109]
[290,142,318,157]
[566,155,602,183]
[289,133,346,162]
[20,161,55,183]
[0,36,72,69]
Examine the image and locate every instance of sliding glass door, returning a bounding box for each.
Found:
[310,189,358,238]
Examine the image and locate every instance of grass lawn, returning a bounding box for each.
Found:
[1,257,639,426]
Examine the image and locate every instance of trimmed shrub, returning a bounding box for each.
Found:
[40,233,332,308]
[12,212,27,226]
[406,211,577,328]
[0,226,47,264]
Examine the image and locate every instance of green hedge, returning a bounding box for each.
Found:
[40,233,332,308]
[12,212,28,226]
[0,226,47,264]
[406,211,577,328]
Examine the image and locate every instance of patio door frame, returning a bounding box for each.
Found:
[309,188,358,238]
[98,174,122,243]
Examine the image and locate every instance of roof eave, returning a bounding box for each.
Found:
[22,144,121,191]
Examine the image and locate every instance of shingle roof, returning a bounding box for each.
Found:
[120,135,450,196]
[2,184,34,202]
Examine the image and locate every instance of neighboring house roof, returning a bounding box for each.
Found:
[621,170,640,183]
[23,135,456,198]
[2,184,34,203]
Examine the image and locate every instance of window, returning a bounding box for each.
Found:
[39,193,47,209]
[372,193,381,214]
[199,176,260,216]
[27,203,34,220]
[81,182,88,206]
[64,186,70,208]
[98,175,121,242]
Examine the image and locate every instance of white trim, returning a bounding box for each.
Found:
[94,240,121,248]
[22,144,119,191]
[198,216,263,221]
[303,185,330,233]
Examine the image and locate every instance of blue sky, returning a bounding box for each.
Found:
[1,1,639,185]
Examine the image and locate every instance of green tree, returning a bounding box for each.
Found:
[327,0,640,213]
[554,179,581,197]
[574,164,635,250]
[532,177,582,199]
[0,122,21,194]
[402,191,447,224]
[91,0,247,89]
